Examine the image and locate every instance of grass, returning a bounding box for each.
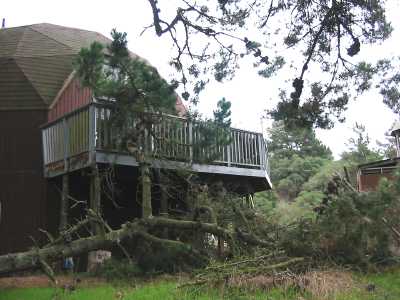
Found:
[0,284,299,300]
[1,268,400,300]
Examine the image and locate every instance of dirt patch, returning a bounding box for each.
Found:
[0,275,106,289]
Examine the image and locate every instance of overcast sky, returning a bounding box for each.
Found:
[3,0,400,158]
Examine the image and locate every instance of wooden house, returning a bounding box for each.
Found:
[0,23,271,255]
[357,122,400,192]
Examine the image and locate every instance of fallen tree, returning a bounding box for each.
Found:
[0,212,274,275]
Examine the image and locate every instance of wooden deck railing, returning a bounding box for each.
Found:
[42,103,269,174]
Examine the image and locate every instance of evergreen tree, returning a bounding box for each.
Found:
[213,97,231,127]
[75,30,178,118]
[75,30,179,218]
[268,121,332,161]
[262,121,333,202]
[341,123,382,165]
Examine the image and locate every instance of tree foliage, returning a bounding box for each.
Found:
[76,30,177,114]
[265,121,332,201]
[341,123,382,164]
[75,29,180,162]
[339,123,383,185]
[282,172,400,269]
[213,97,232,127]
[257,122,400,268]
[145,0,394,128]
[268,121,332,160]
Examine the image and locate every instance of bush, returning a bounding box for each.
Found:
[279,175,400,269]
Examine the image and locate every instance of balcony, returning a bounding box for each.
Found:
[41,102,271,190]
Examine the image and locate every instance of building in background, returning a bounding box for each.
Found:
[357,122,400,192]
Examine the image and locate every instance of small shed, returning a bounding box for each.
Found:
[357,158,400,192]
[357,121,400,192]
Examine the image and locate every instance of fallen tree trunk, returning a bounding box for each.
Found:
[0,217,272,274]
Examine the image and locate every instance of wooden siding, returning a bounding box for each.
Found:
[358,171,395,192]
[357,160,399,192]
[48,78,92,122]
[0,110,59,255]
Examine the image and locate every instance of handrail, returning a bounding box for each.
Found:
[41,102,269,173]
[42,102,266,136]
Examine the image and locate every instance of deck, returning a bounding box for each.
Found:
[41,101,271,190]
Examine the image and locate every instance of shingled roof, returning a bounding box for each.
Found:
[0,23,112,110]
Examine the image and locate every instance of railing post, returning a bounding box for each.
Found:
[188,121,193,163]
[265,138,270,175]
[227,144,231,166]
[258,134,264,170]
[88,104,96,164]
[63,117,69,172]
[227,132,232,167]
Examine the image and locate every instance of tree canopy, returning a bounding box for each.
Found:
[265,121,332,201]
[340,123,383,165]
[145,0,396,129]
[268,121,332,160]
[75,29,178,116]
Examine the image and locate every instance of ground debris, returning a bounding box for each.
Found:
[180,250,307,288]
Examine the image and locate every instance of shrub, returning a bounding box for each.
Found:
[278,173,400,269]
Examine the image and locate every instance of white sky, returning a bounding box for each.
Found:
[3,0,400,158]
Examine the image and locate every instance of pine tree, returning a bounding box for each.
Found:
[75,29,178,218]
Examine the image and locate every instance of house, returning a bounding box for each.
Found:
[0,23,271,255]
[357,122,400,192]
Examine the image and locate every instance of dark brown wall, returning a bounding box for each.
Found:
[0,110,58,255]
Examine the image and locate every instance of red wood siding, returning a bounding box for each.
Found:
[358,172,394,192]
[175,95,188,116]
[48,78,92,122]
[48,80,186,121]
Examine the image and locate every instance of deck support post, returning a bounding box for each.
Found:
[89,164,102,234]
[59,174,69,233]
[88,164,109,272]
[140,160,152,218]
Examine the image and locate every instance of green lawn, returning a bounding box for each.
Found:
[0,284,299,300]
[1,269,400,300]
